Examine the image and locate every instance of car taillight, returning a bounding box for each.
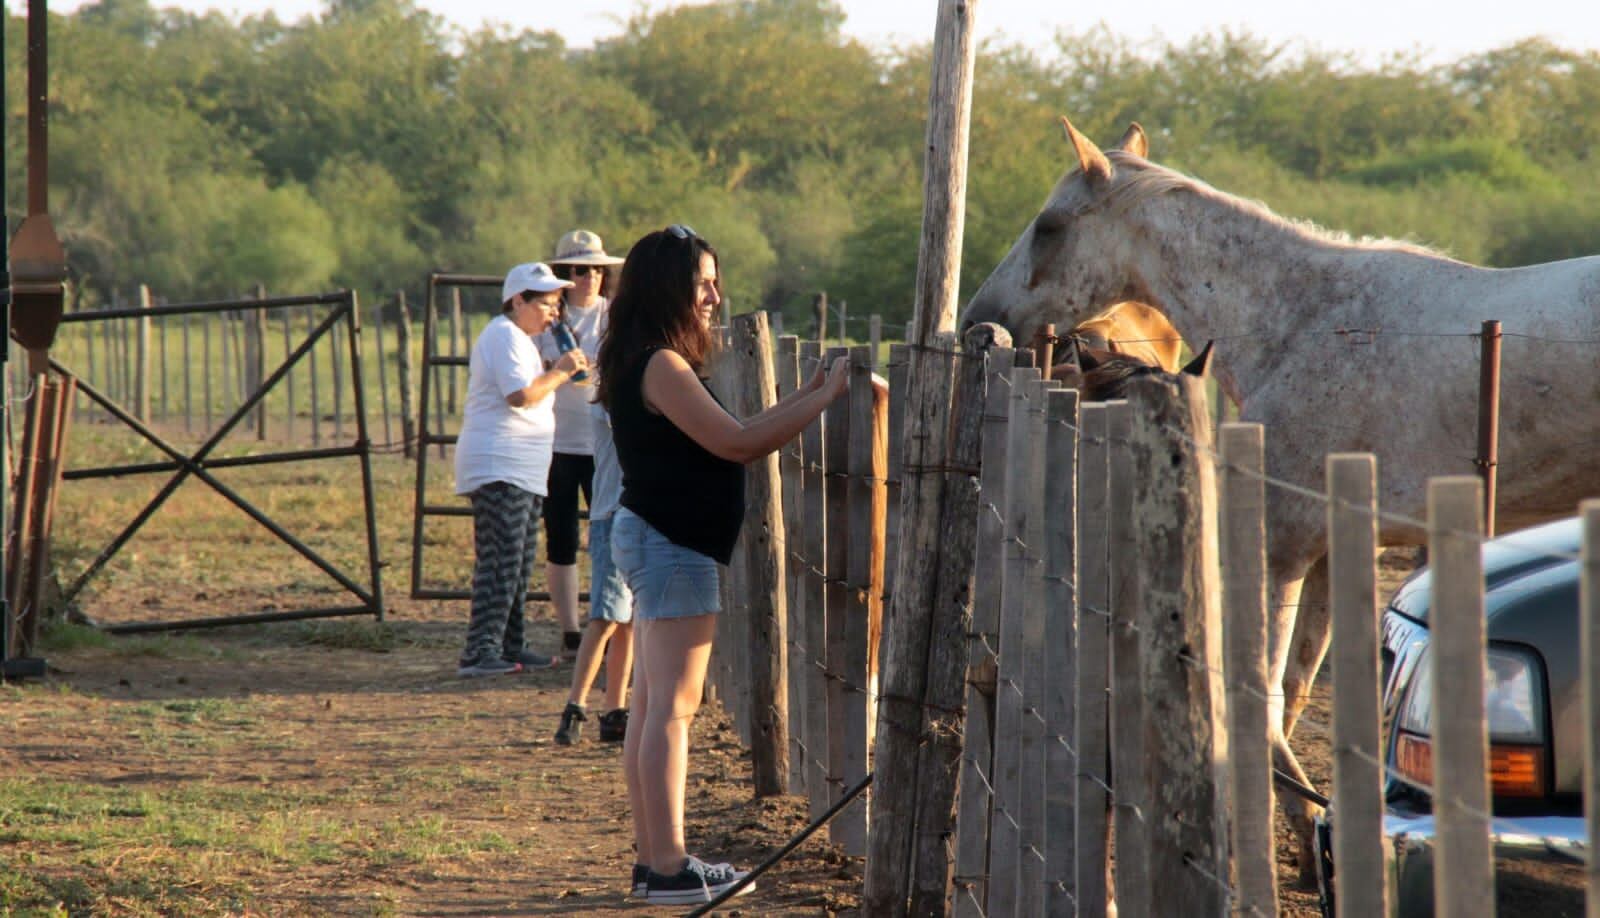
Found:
[1392,732,1545,797]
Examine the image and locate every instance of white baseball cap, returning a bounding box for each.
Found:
[501,262,572,304]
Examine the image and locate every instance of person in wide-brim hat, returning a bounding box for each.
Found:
[550,229,626,266]
[536,228,631,735]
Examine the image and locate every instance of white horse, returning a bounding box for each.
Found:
[961,116,1600,881]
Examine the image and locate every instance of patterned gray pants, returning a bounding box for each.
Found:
[459,481,543,666]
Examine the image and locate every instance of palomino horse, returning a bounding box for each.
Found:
[960,116,1600,881]
[1060,301,1185,374]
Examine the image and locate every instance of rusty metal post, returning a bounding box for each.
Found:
[1035,323,1056,377]
[1475,319,1501,537]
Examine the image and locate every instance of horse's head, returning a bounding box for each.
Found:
[961,117,1155,345]
[1049,339,1214,402]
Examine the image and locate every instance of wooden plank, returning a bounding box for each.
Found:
[953,345,1016,917]
[987,365,1042,917]
[730,312,789,796]
[776,335,805,796]
[1042,387,1080,917]
[1107,397,1151,918]
[1328,452,1385,918]
[1074,402,1112,918]
[823,344,853,846]
[908,326,1007,916]
[1017,377,1056,918]
[839,344,875,854]
[1428,476,1494,918]
[1220,424,1279,916]
[799,341,831,820]
[1126,373,1227,918]
[1581,500,1600,918]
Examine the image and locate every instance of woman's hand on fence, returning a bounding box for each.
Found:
[823,356,850,400]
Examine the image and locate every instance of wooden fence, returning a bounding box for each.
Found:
[704,319,1600,917]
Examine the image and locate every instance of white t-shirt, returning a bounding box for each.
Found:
[589,400,622,521]
[454,314,555,497]
[534,297,607,455]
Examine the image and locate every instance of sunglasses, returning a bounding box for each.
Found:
[666,223,698,240]
[568,265,603,277]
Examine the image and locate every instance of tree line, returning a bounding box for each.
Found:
[6,0,1599,328]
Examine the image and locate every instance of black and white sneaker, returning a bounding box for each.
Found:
[630,863,648,899]
[644,855,754,905]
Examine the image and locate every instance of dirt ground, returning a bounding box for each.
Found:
[0,424,1419,916]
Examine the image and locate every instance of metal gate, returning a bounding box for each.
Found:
[51,290,385,633]
[409,272,586,602]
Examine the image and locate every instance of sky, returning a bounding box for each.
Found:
[27,0,1600,64]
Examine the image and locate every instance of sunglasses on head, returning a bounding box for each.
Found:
[666,223,697,240]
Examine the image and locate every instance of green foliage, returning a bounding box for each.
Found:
[6,0,1600,325]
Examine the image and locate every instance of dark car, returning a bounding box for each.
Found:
[1316,516,1587,917]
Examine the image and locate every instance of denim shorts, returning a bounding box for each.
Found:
[586,516,633,624]
[609,508,722,621]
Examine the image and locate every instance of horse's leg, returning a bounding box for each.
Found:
[1266,568,1324,887]
[1282,554,1332,739]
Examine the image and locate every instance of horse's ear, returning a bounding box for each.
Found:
[1077,345,1104,372]
[1060,116,1112,184]
[1181,340,1215,378]
[1115,122,1148,159]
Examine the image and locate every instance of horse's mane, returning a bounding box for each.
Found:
[1054,349,1167,402]
[1099,151,1448,258]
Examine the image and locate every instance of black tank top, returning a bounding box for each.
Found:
[611,347,745,565]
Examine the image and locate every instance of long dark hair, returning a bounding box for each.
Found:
[596,229,720,409]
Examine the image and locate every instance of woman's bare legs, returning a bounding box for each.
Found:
[630,614,716,874]
[602,622,634,711]
[565,619,618,707]
[624,640,652,860]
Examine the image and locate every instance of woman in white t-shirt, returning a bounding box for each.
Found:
[534,229,625,660]
[455,262,587,677]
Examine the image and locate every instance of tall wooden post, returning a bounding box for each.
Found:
[731,312,789,796]
[135,284,151,424]
[865,0,980,910]
[1428,477,1494,917]
[813,292,828,343]
[395,292,415,459]
[776,336,805,795]
[1126,372,1227,918]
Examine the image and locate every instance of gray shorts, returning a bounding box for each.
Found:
[609,508,721,621]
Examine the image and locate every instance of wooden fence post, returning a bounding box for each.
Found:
[395,292,414,459]
[1042,387,1080,916]
[776,335,806,795]
[332,319,345,442]
[254,289,268,440]
[1126,373,1227,918]
[1428,476,1494,917]
[307,305,321,447]
[953,344,1016,917]
[448,288,463,414]
[282,309,295,442]
[813,292,828,343]
[1107,397,1151,918]
[1075,402,1112,917]
[798,340,830,820]
[202,312,213,431]
[136,284,151,424]
[908,326,1005,916]
[1580,499,1600,914]
[823,344,853,847]
[1329,452,1385,918]
[181,312,191,433]
[1220,423,1280,916]
[869,314,881,373]
[1018,376,1057,917]
[987,366,1042,917]
[731,312,789,796]
[837,344,877,851]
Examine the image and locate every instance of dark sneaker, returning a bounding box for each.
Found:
[504,648,553,668]
[631,863,648,899]
[554,703,586,745]
[644,855,754,905]
[598,708,629,743]
[457,657,521,678]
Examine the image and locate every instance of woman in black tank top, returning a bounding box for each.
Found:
[596,226,848,904]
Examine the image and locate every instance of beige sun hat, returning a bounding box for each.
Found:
[550,229,625,266]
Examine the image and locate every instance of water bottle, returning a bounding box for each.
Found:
[550,320,589,383]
